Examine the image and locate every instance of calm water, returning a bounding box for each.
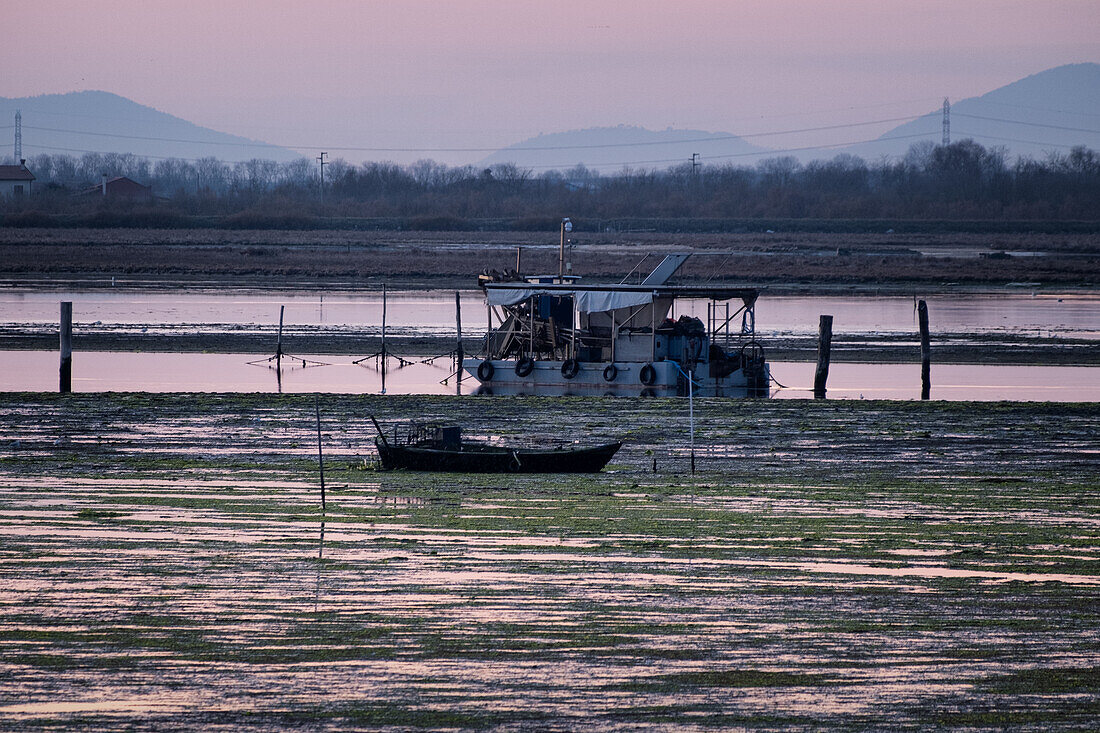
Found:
[4,288,1097,399]
[3,289,1098,338]
[2,351,1097,401]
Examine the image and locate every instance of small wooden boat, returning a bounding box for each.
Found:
[372,418,621,473]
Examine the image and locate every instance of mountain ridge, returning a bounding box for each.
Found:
[477,124,769,171]
[842,62,1100,162]
[0,90,301,163]
[483,63,1100,169]
[3,63,1097,170]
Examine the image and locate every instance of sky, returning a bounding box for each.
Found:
[5,1,1100,165]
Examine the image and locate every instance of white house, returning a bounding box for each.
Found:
[0,160,35,197]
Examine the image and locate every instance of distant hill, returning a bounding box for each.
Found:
[482,64,1100,170]
[834,63,1100,163]
[0,91,302,164]
[477,125,769,171]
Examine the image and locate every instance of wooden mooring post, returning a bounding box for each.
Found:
[813,314,833,399]
[918,299,931,400]
[59,301,72,393]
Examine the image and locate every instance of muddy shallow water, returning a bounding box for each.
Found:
[1,395,1098,730]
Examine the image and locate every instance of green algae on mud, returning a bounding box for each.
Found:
[0,393,1098,730]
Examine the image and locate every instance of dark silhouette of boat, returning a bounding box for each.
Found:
[372,418,621,473]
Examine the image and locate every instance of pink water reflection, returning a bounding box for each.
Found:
[4,290,1099,338]
[2,351,1098,401]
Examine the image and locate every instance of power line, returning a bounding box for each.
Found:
[952,113,1100,135]
[19,130,1089,172]
[20,115,929,155]
[524,133,935,172]
[952,131,1086,151]
[21,142,241,162]
[22,125,287,150]
[4,93,944,133]
[24,132,931,172]
[970,98,1100,119]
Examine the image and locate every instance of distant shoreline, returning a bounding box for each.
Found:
[1,227,1097,290]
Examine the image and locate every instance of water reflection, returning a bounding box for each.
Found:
[3,289,1099,338]
[1,350,1098,401]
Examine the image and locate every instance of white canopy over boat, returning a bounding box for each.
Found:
[486,287,655,312]
[484,282,757,313]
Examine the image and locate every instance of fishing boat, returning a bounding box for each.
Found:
[461,251,770,397]
[372,420,621,473]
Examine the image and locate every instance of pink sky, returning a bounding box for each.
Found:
[6,1,1099,164]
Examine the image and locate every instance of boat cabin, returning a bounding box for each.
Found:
[465,254,769,396]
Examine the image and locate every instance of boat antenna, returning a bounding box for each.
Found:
[558,217,572,282]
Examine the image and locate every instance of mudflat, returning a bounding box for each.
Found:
[1,394,1097,729]
[2,227,1098,289]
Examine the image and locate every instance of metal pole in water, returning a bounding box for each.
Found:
[276,305,284,372]
[571,300,577,360]
[689,368,695,475]
[918,300,931,400]
[59,301,72,393]
[455,291,463,368]
[689,372,696,474]
[650,298,656,362]
[455,291,463,393]
[528,296,535,357]
[814,314,833,399]
[485,300,491,358]
[315,395,326,513]
[381,283,388,363]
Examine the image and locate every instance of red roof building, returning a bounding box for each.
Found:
[81,175,154,201]
[0,160,35,197]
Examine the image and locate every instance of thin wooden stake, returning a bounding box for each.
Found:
[276,305,284,372]
[689,368,695,475]
[381,284,388,361]
[315,395,326,512]
[455,291,463,385]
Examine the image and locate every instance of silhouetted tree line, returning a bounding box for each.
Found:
[4,140,1099,223]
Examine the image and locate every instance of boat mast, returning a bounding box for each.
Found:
[558,217,572,282]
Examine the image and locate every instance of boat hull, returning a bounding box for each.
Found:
[462,358,769,397]
[376,440,622,473]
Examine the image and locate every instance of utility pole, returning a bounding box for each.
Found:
[317,151,328,203]
[691,152,700,177]
[14,110,21,162]
[942,98,950,146]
